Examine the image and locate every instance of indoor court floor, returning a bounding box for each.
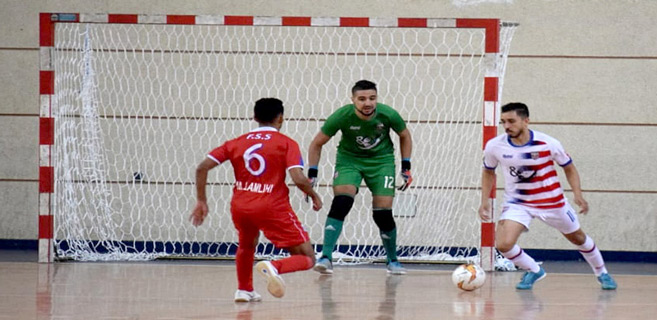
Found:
[1,250,656,320]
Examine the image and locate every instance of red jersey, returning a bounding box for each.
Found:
[207,127,304,213]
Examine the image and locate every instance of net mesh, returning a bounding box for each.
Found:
[52,19,516,262]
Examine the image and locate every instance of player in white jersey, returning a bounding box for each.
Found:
[479,102,617,290]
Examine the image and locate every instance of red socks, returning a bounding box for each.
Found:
[236,251,313,291]
[272,255,314,274]
[236,246,255,291]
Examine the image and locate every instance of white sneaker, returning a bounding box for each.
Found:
[234,290,262,302]
[255,261,286,298]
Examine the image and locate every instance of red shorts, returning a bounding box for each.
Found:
[231,204,309,248]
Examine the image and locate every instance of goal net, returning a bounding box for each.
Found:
[49,14,517,262]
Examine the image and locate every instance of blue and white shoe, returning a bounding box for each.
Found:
[313,256,334,274]
[597,273,617,290]
[386,261,407,275]
[516,267,546,290]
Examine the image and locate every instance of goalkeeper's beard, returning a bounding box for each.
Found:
[356,106,376,117]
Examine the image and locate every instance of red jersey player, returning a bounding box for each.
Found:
[189,98,322,302]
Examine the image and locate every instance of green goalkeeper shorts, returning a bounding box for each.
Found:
[333,153,396,197]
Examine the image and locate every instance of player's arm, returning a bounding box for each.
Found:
[289,167,323,211]
[562,163,589,214]
[397,128,412,160]
[397,128,413,191]
[307,131,331,187]
[190,158,219,226]
[479,168,496,222]
[308,131,331,169]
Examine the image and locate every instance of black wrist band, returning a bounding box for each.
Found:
[308,168,318,178]
[401,160,411,171]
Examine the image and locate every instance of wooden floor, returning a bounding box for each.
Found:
[1,256,657,319]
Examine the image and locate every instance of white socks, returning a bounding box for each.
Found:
[577,235,608,276]
[501,245,540,273]
[501,236,608,276]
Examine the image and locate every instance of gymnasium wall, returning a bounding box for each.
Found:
[1,0,655,255]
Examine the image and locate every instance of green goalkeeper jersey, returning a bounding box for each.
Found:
[321,103,406,160]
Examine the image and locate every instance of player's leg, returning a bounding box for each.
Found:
[321,185,357,259]
[563,228,616,289]
[496,219,541,272]
[372,196,406,274]
[315,186,356,273]
[315,163,360,273]
[366,161,404,273]
[273,241,315,274]
[256,209,313,298]
[233,219,262,302]
[254,243,315,299]
[563,229,608,274]
[552,205,617,289]
[496,206,545,289]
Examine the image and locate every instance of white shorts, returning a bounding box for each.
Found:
[499,202,580,234]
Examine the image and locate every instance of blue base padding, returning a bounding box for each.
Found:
[524,248,657,263]
[1,239,656,263]
[54,240,288,258]
[0,239,38,250]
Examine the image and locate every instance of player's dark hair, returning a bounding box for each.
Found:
[351,80,377,95]
[501,102,529,119]
[253,98,284,123]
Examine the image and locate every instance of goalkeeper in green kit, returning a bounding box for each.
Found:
[307,80,413,275]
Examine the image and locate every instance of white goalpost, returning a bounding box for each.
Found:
[38,13,517,265]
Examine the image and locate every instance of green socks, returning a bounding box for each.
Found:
[321,217,344,259]
[380,228,398,263]
[321,217,398,263]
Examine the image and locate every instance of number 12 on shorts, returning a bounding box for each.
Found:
[384,176,394,189]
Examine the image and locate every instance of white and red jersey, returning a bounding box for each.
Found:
[207,127,304,212]
[483,130,572,210]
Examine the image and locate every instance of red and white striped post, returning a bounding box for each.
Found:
[457,19,501,271]
[39,13,57,263]
[39,13,81,263]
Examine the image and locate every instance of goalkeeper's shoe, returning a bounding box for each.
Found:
[255,261,286,298]
[313,256,334,274]
[386,261,407,275]
[234,290,262,302]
